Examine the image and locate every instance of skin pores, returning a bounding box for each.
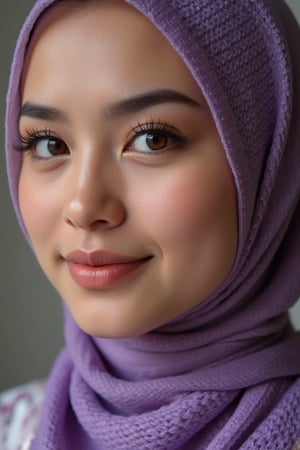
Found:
[18,0,238,338]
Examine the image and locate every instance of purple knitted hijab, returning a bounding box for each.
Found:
[5,0,300,448]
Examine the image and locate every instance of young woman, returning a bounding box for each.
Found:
[2,0,300,448]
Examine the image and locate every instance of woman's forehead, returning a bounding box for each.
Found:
[21,0,207,113]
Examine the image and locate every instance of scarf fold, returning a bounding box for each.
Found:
[5,0,300,448]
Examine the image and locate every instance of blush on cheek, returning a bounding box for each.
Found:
[19,174,57,247]
[18,179,38,237]
[142,172,230,241]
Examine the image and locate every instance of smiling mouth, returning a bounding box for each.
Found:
[64,250,152,290]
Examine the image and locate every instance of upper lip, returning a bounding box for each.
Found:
[64,250,150,266]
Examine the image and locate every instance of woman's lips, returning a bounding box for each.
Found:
[64,250,151,290]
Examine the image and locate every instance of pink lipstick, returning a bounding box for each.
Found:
[64,250,151,289]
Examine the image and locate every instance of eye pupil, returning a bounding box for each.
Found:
[48,139,65,155]
[146,133,167,150]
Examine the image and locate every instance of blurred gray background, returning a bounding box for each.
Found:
[1,0,300,391]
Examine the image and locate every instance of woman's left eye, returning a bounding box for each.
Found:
[127,128,185,153]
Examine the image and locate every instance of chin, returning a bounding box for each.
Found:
[71,311,153,339]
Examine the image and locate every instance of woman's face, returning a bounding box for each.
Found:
[18,0,237,338]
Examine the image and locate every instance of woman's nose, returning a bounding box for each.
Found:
[63,155,126,230]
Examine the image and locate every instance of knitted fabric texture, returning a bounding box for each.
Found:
[5,0,300,449]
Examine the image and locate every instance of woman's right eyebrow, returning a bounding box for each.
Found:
[19,89,202,123]
[19,102,70,123]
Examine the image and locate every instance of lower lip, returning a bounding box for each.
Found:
[67,258,150,290]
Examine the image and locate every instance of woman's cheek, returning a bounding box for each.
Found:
[19,174,60,246]
[135,168,228,241]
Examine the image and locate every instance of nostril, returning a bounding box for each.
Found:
[64,217,75,227]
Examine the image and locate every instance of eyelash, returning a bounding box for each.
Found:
[15,120,186,157]
[131,120,183,138]
[15,128,58,153]
[128,120,186,152]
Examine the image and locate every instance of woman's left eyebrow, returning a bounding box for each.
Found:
[104,89,202,119]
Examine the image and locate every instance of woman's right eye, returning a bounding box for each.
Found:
[16,129,70,159]
[34,137,69,159]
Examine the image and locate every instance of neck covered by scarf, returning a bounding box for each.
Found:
[5,0,300,448]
